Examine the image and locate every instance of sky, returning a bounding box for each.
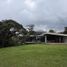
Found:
[0,0,67,32]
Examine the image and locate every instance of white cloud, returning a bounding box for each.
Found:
[0,0,67,31]
[6,0,12,4]
[34,25,48,31]
[24,0,36,10]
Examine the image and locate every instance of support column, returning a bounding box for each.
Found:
[36,36,38,42]
[45,35,47,43]
[63,37,67,43]
[59,37,61,43]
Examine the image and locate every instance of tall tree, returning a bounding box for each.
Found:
[0,19,27,47]
[49,29,55,33]
[63,27,67,34]
[26,24,35,35]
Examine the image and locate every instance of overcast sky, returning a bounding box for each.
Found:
[0,0,67,32]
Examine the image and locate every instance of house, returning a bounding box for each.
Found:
[39,33,67,43]
[26,33,67,43]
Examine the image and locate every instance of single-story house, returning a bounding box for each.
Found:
[26,33,67,43]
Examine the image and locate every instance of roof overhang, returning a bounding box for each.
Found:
[39,33,67,37]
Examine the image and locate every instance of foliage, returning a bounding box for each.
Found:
[49,29,55,33]
[63,27,67,34]
[0,19,27,47]
[26,24,35,35]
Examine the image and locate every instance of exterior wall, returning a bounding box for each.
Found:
[25,34,67,43]
[44,35,64,43]
[64,37,67,43]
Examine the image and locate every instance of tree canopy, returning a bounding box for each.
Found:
[0,19,27,47]
[49,29,55,33]
[63,27,67,34]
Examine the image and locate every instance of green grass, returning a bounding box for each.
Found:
[0,44,67,67]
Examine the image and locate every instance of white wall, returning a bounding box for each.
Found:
[64,37,67,43]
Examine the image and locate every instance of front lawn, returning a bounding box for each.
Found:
[0,44,67,67]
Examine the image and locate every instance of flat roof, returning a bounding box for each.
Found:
[29,33,67,37]
[40,33,67,36]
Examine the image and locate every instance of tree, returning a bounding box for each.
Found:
[49,29,55,33]
[0,19,27,47]
[26,24,35,35]
[63,27,67,34]
[26,24,34,31]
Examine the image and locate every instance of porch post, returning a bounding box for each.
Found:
[59,37,61,43]
[45,35,47,43]
[36,36,38,42]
